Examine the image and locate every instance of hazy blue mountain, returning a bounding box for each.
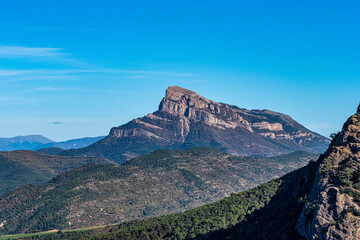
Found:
[0,135,54,151]
[35,136,105,151]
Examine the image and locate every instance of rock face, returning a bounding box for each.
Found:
[61,86,329,163]
[297,104,360,239]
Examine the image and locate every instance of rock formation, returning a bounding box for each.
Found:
[297,104,360,239]
[61,86,329,163]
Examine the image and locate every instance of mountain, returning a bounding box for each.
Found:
[59,86,330,163]
[0,150,112,196]
[29,103,360,240]
[0,135,53,151]
[0,148,318,235]
[35,136,105,151]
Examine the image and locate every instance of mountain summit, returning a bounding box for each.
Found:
[61,86,329,163]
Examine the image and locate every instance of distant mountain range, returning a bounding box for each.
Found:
[0,135,105,151]
[34,136,105,151]
[59,86,330,163]
[0,148,318,234]
[0,135,53,151]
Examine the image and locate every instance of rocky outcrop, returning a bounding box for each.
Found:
[297,104,360,239]
[61,86,330,163]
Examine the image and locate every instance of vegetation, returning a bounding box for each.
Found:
[0,157,53,196]
[320,158,334,174]
[0,150,112,176]
[35,148,64,155]
[0,150,112,196]
[340,167,360,205]
[11,160,318,240]
[90,181,281,240]
[0,148,318,235]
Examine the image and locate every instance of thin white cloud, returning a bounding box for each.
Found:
[0,46,63,58]
[0,96,34,105]
[0,97,18,101]
[34,87,78,92]
[0,69,39,76]
[99,68,196,77]
[0,68,196,83]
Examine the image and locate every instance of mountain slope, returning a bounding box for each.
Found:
[35,136,105,151]
[0,148,317,235]
[36,147,64,155]
[0,135,53,151]
[26,158,319,240]
[0,150,113,195]
[60,86,329,163]
[92,162,317,240]
[0,157,53,196]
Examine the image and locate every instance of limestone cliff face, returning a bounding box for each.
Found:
[63,86,329,163]
[297,105,360,239]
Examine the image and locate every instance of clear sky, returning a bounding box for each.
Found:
[0,0,359,141]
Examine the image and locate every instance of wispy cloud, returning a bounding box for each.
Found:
[51,121,63,125]
[0,45,90,67]
[0,68,196,83]
[0,69,40,76]
[0,96,34,105]
[0,46,63,58]
[99,69,196,77]
[34,86,78,92]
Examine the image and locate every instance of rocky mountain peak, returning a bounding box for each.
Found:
[159,86,215,116]
[357,103,360,114]
[164,86,200,101]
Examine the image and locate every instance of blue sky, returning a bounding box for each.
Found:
[0,0,359,141]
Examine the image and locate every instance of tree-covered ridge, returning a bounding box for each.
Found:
[23,160,318,240]
[0,150,113,196]
[0,157,52,196]
[0,150,112,176]
[0,148,318,235]
[89,180,282,240]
